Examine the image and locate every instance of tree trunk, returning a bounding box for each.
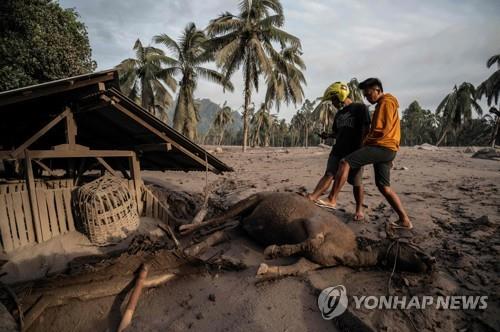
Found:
[242,88,251,152]
[219,127,225,146]
[305,125,309,148]
[436,127,449,146]
[491,117,500,148]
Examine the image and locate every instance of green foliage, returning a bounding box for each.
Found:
[435,82,482,146]
[154,23,233,140]
[477,54,500,106]
[207,0,301,150]
[117,39,177,121]
[401,101,439,146]
[0,0,96,91]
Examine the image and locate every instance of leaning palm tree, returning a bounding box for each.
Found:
[477,54,500,147]
[117,39,177,119]
[436,82,482,146]
[250,103,271,147]
[313,99,336,144]
[154,23,234,140]
[207,0,301,151]
[347,78,364,103]
[213,101,234,145]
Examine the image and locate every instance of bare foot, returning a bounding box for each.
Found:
[389,219,413,230]
[306,193,317,201]
[353,211,365,222]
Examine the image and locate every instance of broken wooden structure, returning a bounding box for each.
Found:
[0,69,232,252]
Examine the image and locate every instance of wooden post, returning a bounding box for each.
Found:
[24,150,42,243]
[65,108,77,179]
[65,107,77,146]
[129,152,143,215]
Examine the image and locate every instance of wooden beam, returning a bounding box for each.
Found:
[10,109,70,158]
[100,95,216,172]
[129,153,143,215]
[33,159,55,176]
[10,149,135,159]
[52,144,89,151]
[96,157,119,177]
[24,150,42,243]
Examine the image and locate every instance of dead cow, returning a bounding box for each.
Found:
[180,192,435,279]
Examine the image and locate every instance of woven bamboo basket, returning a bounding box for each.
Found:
[75,175,139,245]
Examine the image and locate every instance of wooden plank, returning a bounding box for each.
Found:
[0,195,14,252]
[21,149,135,159]
[45,190,59,237]
[54,190,67,234]
[33,159,55,176]
[129,154,143,215]
[36,189,51,241]
[63,189,75,232]
[25,152,43,243]
[5,194,20,249]
[155,200,160,219]
[96,157,119,177]
[21,191,35,243]
[12,192,28,246]
[145,191,153,217]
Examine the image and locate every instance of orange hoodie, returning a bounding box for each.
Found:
[364,93,400,151]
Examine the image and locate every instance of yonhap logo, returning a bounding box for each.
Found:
[317,285,488,320]
[317,285,348,319]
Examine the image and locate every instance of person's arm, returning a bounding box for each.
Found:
[361,105,371,142]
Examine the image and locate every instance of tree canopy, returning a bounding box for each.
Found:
[0,0,96,91]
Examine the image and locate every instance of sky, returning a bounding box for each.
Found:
[59,0,500,121]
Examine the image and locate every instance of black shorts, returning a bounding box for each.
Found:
[343,146,396,187]
[326,152,363,186]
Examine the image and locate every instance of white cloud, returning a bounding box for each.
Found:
[59,0,500,120]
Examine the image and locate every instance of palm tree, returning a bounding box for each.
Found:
[477,54,500,147]
[347,78,364,103]
[265,45,306,111]
[117,39,177,120]
[212,101,234,145]
[436,82,482,146]
[313,99,336,144]
[154,23,233,140]
[250,103,272,147]
[207,0,301,151]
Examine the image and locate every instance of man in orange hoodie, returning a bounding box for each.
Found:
[323,78,412,229]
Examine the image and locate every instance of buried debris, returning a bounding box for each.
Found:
[472,148,500,160]
[117,263,149,332]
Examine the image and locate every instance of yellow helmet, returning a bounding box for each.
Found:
[322,82,350,102]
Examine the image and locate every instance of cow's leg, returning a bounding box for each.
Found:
[263,218,325,259]
[256,257,322,280]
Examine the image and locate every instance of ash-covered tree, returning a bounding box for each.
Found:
[401,101,439,146]
[0,0,96,91]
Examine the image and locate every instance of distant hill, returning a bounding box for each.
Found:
[165,98,243,137]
